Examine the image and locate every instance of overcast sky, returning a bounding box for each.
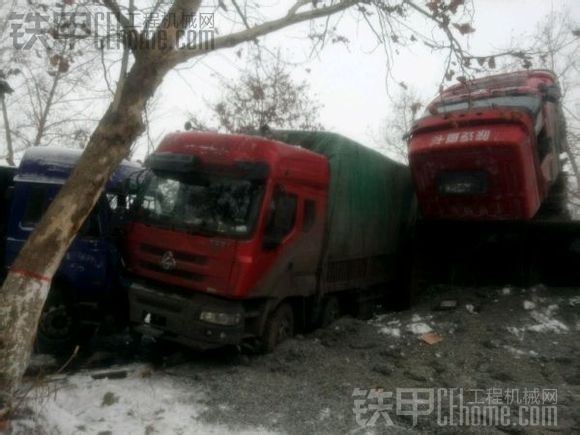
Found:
[140,0,580,159]
[1,0,579,163]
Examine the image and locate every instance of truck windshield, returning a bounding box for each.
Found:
[135,173,265,238]
[433,94,542,115]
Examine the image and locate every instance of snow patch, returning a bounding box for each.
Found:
[508,302,569,337]
[373,314,433,337]
[318,407,331,421]
[406,322,432,335]
[24,364,278,435]
[503,345,538,358]
[506,326,525,340]
[569,296,580,307]
[379,326,401,337]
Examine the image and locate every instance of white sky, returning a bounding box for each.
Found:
[1,0,579,163]
[138,0,580,159]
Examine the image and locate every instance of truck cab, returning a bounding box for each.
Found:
[126,132,330,350]
[408,70,566,220]
[4,147,141,353]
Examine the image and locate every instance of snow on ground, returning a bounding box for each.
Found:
[10,284,580,434]
[373,313,435,338]
[16,363,277,435]
[372,285,572,347]
[507,298,570,338]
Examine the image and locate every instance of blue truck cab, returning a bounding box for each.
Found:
[3,148,141,353]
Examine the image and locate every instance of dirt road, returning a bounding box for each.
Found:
[16,284,580,434]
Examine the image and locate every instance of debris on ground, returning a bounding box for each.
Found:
[419,332,444,345]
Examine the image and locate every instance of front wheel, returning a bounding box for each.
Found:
[35,286,87,355]
[262,303,294,353]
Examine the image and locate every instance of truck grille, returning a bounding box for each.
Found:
[139,261,203,281]
[140,243,208,265]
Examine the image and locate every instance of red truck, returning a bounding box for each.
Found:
[408,70,567,221]
[406,70,580,289]
[125,130,416,351]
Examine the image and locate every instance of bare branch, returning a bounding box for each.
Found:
[101,0,132,31]
[149,0,203,54]
[170,0,357,65]
[287,0,310,17]
[231,0,252,30]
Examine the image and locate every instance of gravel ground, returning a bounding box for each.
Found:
[17,284,580,434]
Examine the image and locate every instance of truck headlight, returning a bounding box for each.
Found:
[200,311,242,326]
[437,171,487,195]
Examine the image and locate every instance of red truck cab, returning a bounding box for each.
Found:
[408,70,567,220]
[125,132,329,349]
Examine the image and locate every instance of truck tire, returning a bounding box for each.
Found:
[35,286,85,355]
[262,303,294,353]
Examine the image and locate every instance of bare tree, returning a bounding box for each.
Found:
[0,0,123,155]
[0,80,15,166]
[378,86,422,162]
[187,50,323,133]
[0,0,517,409]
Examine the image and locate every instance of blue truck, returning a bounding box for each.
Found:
[1,148,141,353]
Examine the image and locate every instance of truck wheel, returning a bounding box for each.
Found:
[262,303,294,353]
[35,287,83,355]
[320,296,341,328]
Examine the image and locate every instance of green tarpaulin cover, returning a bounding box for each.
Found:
[265,130,416,262]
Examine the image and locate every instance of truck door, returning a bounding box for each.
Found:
[251,184,324,299]
[288,196,326,292]
[65,200,111,301]
[7,183,111,300]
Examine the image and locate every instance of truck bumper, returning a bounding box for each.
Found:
[129,281,245,350]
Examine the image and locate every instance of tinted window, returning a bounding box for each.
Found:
[431,95,542,116]
[21,185,101,238]
[265,189,297,239]
[21,186,49,228]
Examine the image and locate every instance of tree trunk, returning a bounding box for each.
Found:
[0,55,169,404]
[0,94,14,166]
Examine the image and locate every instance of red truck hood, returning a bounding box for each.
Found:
[125,222,237,297]
[408,108,541,220]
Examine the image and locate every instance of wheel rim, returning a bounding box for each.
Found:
[39,305,74,340]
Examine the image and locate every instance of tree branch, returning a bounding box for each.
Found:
[170,0,357,65]
[231,0,251,30]
[101,0,132,31]
[149,0,203,54]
